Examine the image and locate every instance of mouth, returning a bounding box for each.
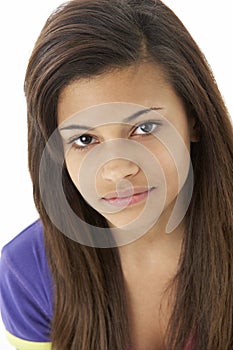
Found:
[102,187,156,207]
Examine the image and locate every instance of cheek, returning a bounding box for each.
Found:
[65,151,103,200]
[146,136,191,193]
[154,144,178,192]
[65,152,82,191]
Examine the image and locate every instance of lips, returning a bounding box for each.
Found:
[102,187,155,207]
[103,187,152,199]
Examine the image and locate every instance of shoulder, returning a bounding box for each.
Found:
[2,219,44,257]
[0,220,53,349]
[0,219,53,308]
[1,220,44,262]
[1,220,49,272]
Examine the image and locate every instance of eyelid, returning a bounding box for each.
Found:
[134,119,162,126]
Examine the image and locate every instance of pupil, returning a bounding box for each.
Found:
[80,135,92,144]
[141,123,151,132]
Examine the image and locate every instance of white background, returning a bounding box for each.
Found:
[0,1,232,348]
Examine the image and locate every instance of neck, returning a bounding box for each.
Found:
[117,204,185,268]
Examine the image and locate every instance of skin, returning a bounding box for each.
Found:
[58,63,198,350]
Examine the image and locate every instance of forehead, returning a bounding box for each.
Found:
[57,63,185,127]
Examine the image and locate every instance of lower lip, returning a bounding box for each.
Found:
[103,188,154,208]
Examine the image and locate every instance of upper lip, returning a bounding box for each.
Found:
[102,187,154,199]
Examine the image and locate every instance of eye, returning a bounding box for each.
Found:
[132,121,160,135]
[69,134,97,150]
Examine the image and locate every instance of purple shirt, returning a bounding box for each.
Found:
[0,220,53,348]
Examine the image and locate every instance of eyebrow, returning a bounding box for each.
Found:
[59,107,163,131]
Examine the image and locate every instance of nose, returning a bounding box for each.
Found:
[101,159,139,183]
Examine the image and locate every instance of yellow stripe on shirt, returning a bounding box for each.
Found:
[6,331,52,350]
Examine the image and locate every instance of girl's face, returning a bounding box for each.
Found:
[58,63,197,234]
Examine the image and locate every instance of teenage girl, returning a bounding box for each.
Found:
[1,1,232,350]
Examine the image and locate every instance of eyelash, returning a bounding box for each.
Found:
[67,120,162,151]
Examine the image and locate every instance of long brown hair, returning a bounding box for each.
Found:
[25,0,233,349]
